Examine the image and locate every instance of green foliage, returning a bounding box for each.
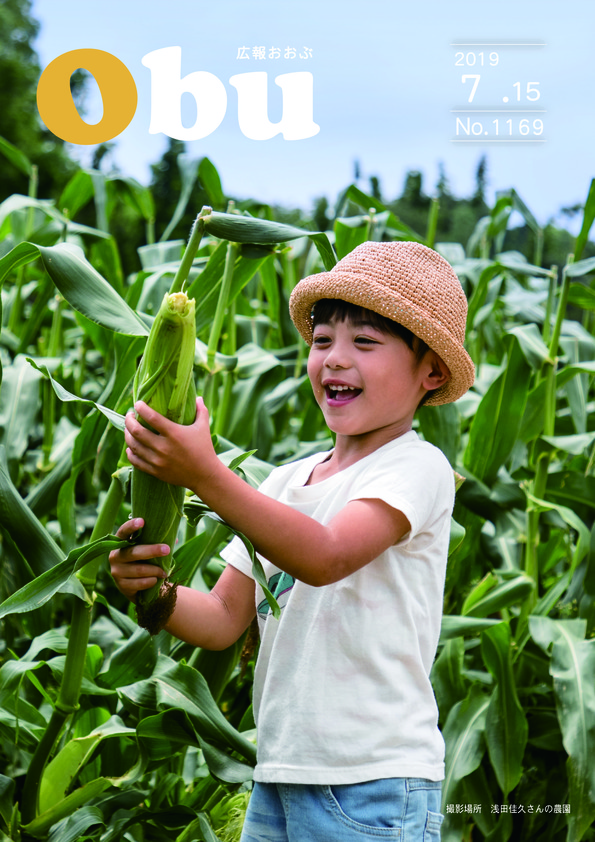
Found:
[0,1,81,202]
[0,145,594,842]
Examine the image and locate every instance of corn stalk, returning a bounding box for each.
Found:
[19,211,207,823]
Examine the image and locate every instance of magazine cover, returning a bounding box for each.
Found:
[1,2,594,841]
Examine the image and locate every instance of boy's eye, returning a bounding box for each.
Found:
[313,335,331,345]
[355,336,378,345]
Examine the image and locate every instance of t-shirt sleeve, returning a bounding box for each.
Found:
[345,442,455,545]
[218,461,293,580]
[219,534,254,579]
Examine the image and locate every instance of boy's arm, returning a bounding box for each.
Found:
[165,565,256,649]
[125,400,411,587]
[109,518,256,649]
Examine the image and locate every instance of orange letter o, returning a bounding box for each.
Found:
[37,49,137,145]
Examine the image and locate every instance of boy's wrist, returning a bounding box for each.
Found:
[189,447,227,497]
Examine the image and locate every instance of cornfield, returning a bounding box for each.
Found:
[1,135,595,842]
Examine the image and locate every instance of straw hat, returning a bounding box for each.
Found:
[289,241,475,405]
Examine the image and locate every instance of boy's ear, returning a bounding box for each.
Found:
[421,352,450,392]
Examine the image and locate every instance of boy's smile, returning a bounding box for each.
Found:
[323,378,362,406]
[307,318,449,452]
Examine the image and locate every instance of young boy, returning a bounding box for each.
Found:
[110,241,475,841]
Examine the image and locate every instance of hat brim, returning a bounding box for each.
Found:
[289,269,475,406]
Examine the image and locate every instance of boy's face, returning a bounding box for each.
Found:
[307,317,449,442]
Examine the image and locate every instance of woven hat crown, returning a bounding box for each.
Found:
[289,241,475,405]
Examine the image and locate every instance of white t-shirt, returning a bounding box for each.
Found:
[221,430,454,785]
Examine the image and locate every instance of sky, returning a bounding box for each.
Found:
[30,0,595,232]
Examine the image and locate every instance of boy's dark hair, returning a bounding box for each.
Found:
[311,298,434,405]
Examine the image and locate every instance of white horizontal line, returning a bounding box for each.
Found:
[452,109,546,112]
[450,43,546,46]
[451,139,547,142]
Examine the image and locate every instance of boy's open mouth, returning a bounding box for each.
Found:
[325,385,362,404]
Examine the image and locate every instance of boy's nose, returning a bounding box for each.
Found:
[323,342,351,369]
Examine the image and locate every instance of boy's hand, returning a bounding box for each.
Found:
[109,518,169,601]
[125,396,217,491]
[110,518,257,649]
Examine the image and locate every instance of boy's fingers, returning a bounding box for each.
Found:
[113,574,163,597]
[134,400,173,434]
[124,429,164,469]
[109,542,170,564]
[125,412,160,448]
[125,446,160,477]
[115,517,144,539]
[111,562,166,580]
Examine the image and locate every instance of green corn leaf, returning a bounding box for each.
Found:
[201,208,336,270]
[417,402,461,468]
[58,170,95,219]
[199,738,254,783]
[189,243,275,335]
[0,355,44,464]
[0,241,39,285]
[37,243,149,335]
[464,334,531,484]
[0,135,33,176]
[467,263,502,329]
[495,251,552,277]
[137,239,184,271]
[198,157,225,209]
[0,536,129,619]
[520,361,595,443]
[47,806,105,842]
[192,639,246,703]
[0,630,69,703]
[462,574,534,618]
[25,449,75,518]
[21,778,112,837]
[439,616,503,642]
[448,517,466,557]
[509,188,541,235]
[160,153,201,242]
[136,708,198,761]
[0,776,15,829]
[461,573,498,615]
[0,445,64,576]
[566,258,595,280]
[574,178,595,262]
[148,656,257,764]
[442,683,489,809]
[203,209,318,244]
[26,359,126,431]
[508,323,553,369]
[184,506,280,620]
[39,716,135,814]
[96,627,156,690]
[0,704,46,751]
[525,490,590,572]
[431,636,467,717]
[193,813,221,842]
[481,623,528,794]
[0,195,110,240]
[541,431,595,456]
[335,184,422,241]
[0,241,149,335]
[460,767,498,837]
[529,617,595,841]
[111,174,155,222]
[334,216,369,260]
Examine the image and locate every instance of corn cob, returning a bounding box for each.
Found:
[131,290,197,634]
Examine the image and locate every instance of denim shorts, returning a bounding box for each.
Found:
[239,778,443,841]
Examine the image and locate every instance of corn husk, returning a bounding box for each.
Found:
[131,291,196,633]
